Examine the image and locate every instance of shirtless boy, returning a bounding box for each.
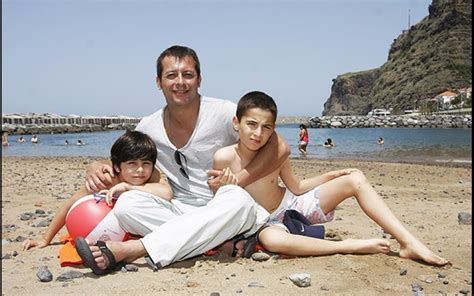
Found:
[213,91,449,266]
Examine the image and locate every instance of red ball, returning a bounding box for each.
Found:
[66,194,129,242]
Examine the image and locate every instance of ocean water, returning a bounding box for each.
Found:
[2,127,472,165]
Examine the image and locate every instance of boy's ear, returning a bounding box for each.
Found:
[232,116,239,131]
[113,164,121,173]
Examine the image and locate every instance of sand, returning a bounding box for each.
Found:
[2,156,472,295]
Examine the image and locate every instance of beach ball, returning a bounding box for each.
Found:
[66,194,129,242]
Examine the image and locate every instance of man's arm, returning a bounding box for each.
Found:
[85,160,161,192]
[235,131,290,187]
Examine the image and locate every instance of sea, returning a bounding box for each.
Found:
[2,126,472,165]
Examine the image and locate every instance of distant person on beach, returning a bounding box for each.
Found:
[31,134,38,144]
[22,131,172,251]
[2,132,9,146]
[323,138,335,148]
[377,137,384,145]
[213,91,449,266]
[65,140,69,145]
[298,124,309,156]
[18,136,26,143]
[77,140,84,146]
[77,45,289,275]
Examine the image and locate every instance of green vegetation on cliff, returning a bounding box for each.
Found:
[323,0,471,116]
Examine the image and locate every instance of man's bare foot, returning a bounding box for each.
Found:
[88,239,146,270]
[217,239,246,257]
[399,240,449,266]
[343,238,391,254]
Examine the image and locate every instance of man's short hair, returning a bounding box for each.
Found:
[236,91,278,123]
[156,45,201,79]
[110,130,157,174]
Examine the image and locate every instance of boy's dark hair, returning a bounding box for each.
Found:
[236,91,278,123]
[156,45,201,79]
[110,131,157,174]
[299,124,307,129]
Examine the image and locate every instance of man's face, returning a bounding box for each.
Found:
[233,108,275,151]
[157,55,201,107]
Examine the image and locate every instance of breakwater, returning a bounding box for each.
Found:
[2,113,140,135]
[309,114,471,128]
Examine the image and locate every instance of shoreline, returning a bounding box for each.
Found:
[3,155,471,169]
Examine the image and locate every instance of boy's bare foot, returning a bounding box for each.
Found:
[399,240,449,266]
[343,238,391,254]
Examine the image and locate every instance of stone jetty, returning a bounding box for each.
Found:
[2,113,140,135]
[309,114,471,128]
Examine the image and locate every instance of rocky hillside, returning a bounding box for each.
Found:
[323,0,472,116]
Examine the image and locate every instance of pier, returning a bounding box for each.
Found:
[2,113,141,135]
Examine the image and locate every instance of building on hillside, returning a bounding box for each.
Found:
[433,90,458,110]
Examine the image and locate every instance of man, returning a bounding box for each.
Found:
[75,45,290,275]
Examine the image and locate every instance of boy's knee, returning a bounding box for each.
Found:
[348,169,368,188]
[258,228,288,252]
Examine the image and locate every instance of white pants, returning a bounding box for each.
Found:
[113,185,269,268]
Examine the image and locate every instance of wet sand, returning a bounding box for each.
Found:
[2,156,472,295]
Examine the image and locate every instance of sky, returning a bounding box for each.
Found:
[2,0,433,117]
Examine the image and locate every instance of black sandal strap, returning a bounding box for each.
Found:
[96,241,117,270]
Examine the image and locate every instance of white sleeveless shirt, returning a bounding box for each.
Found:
[136,96,238,206]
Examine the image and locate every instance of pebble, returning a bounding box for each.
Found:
[209,293,220,296]
[2,224,19,232]
[56,270,84,281]
[458,212,472,225]
[459,289,470,295]
[289,273,311,288]
[36,266,53,282]
[411,282,423,292]
[400,269,408,276]
[235,288,243,293]
[2,253,12,260]
[15,236,27,242]
[248,281,265,288]
[251,252,271,262]
[123,264,139,272]
[2,239,12,246]
[20,213,34,221]
[320,285,330,291]
[35,209,46,215]
[36,220,50,227]
[424,276,433,284]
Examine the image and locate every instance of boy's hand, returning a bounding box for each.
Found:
[220,167,238,186]
[22,238,48,251]
[85,162,115,192]
[336,168,360,178]
[101,183,130,206]
[207,168,238,194]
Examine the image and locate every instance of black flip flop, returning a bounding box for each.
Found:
[75,237,118,275]
[230,234,258,258]
[241,235,258,258]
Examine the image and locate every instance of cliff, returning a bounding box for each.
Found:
[322,0,472,116]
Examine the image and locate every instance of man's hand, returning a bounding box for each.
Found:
[85,161,115,192]
[207,169,223,194]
